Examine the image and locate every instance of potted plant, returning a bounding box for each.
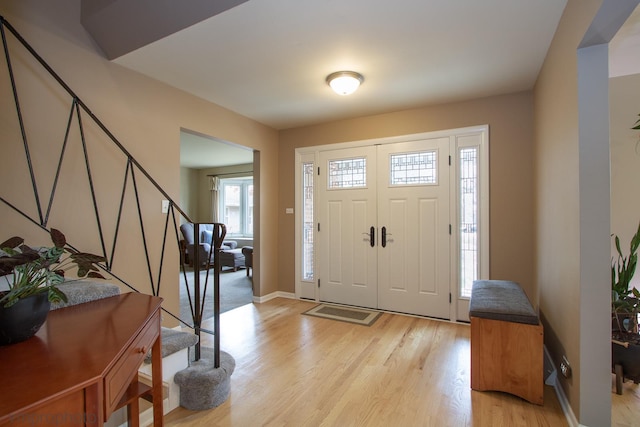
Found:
[0,228,106,345]
[611,220,640,394]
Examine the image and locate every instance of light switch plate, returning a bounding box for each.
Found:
[161,199,169,214]
[285,208,294,214]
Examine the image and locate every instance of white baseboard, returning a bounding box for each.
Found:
[551,374,579,427]
[253,291,296,303]
[544,345,579,427]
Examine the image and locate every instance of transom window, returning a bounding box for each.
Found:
[328,157,366,189]
[389,150,437,185]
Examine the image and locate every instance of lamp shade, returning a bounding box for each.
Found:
[326,71,364,95]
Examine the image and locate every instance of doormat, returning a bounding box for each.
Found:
[302,304,382,326]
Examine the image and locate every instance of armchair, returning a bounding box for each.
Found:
[179,223,237,267]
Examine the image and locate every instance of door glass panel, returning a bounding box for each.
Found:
[328,158,366,189]
[302,162,314,280]
[389,151,437,185]
[459,147,478,298]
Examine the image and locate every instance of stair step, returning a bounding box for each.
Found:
[50,280,120,310]
[144,327,198,363]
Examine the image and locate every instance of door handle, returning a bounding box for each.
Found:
[370,226,375,247]
[362,226,376,247]
[381,227,393,248]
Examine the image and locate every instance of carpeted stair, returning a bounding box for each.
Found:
[50,280,120,310]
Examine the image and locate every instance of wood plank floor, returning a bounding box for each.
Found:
[612,375,640,427]
[164,298,568,427]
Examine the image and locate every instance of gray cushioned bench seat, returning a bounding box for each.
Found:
[469,280,538,325]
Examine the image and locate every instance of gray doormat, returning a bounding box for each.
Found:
[302,304,382,326]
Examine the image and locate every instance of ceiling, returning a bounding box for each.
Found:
[610,4,640,78]
[179,131,254,169]
[82,1,640,168]
[110,0,568,131]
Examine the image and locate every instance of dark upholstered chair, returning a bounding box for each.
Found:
[242,246,253,277]
[179,223,237,267]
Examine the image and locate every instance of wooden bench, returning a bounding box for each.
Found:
[469,280,543,405]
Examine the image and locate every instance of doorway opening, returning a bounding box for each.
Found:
[178,129,256,321]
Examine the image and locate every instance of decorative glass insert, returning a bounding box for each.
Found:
[328,157,366,189]
[390,151,437,185]
[459,147,478,298]
[302,162,314,281]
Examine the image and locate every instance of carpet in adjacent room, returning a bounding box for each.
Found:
[179,268,253,322]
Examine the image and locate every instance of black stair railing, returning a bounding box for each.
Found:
[0,15,222,366]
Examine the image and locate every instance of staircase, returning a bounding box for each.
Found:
[0,15,231,422]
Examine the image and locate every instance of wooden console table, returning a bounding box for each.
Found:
[0,293,164,426]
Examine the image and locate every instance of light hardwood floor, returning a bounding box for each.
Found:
[165,298,568,426]
[613,375,640,427]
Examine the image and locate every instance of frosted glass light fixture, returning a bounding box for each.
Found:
[326,71,364,95]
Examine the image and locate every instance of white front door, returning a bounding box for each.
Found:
[376,138,450,318]
[318,146,378,308]
[317,139,450,318]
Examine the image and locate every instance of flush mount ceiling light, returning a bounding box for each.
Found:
[326,71,364,96]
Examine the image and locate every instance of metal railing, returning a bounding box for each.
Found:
[0,15,221,366]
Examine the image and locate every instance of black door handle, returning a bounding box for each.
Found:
[381,226,386,248]
[370,226,375,247]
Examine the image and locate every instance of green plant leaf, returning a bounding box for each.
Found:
[48,286,67,303]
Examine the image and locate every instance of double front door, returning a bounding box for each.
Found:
[317,138,450,319]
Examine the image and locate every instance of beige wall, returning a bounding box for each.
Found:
[533,1,586,416]
[279,92,536,302]
[179,167,198,222]
[0,0,280,321]
[533,0,623,423]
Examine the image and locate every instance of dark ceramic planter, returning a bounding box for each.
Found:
[0,292,50,345]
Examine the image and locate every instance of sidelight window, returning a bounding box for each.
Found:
[302,162,314,280]
[459,147,479,298]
